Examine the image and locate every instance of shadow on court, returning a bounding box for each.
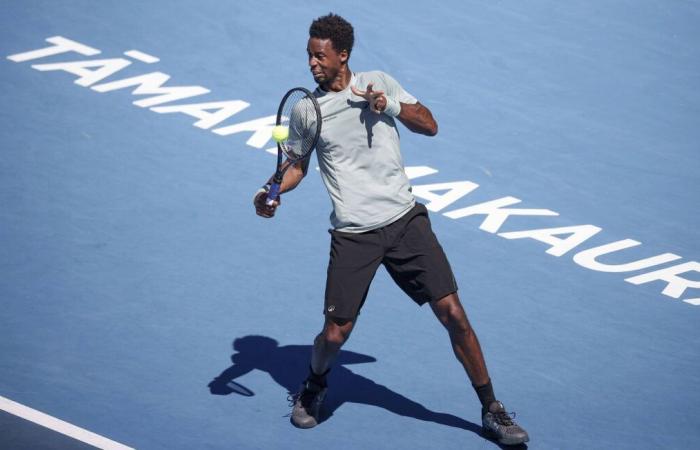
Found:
[208,335,525,449]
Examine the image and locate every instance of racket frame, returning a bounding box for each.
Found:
[266,87,321,205]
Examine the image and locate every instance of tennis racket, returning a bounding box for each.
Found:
[266,87,322,205]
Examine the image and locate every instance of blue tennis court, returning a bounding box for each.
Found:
[2,1,699,449]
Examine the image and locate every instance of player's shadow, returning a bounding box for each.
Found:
[208,335,525,449]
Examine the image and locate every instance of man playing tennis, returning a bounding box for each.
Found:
[254,13,529,446]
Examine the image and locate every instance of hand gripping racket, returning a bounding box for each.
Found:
[266,87,322,205]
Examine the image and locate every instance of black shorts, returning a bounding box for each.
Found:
[324,203,458,319]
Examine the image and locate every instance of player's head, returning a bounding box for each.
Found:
[307,13,354,86]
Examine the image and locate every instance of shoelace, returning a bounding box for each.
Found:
[288,383,321,408]
[299,388,318,407]
[493,409,516,427]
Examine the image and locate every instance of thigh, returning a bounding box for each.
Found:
[383,205,458,305]
[325,229,384,320]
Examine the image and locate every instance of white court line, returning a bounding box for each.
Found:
[123,50,159,63]
[0,395,134,450]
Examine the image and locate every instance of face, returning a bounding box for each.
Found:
[307,37,348,87]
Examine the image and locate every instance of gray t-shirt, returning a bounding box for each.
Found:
[314,71,417,232]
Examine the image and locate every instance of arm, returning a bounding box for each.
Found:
[253,158,309,218]
[351,83,438,136]
[396,101,438,136]
[275,158,308,194]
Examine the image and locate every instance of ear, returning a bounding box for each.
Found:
[339,49,349,64]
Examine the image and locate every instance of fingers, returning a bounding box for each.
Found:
[254,191,280,218]
[370,91,385,113]
[350,85,363,97]
[351,84,384,100]
[372,94,386,113]
[365,83,385,100]
[256,203,277,218]
[351,83,386,114]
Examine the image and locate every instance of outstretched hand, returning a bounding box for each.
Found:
[351,82,386,114]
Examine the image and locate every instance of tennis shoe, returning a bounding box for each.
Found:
[481,400,529,446]
[290,377,327,428]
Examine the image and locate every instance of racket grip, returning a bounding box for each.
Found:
[266,182,281,206]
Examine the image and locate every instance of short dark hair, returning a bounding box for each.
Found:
[309,13,354,55]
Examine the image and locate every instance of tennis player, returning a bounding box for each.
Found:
[254,13,529,446]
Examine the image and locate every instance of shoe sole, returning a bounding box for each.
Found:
[482,427,529,446]
[291,417,318,429]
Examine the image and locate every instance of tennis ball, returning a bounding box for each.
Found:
[271,125,289,142]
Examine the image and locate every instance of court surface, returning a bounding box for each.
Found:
[1,1,699,449]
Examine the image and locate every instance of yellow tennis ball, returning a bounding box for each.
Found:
[271,125,289,142]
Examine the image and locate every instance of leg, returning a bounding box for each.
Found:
[431,292,529,445]
[430,292,489,386]
[311,226,379,375]
[311,315,356,375]
[291,314,356,429]
[383,205,528,444]
[291,228,381,429]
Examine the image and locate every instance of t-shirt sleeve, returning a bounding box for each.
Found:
[286,97,319,158]
[377,71,417,105]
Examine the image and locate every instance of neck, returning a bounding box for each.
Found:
[321,65,352,92]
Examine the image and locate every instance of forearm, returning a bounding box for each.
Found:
[266,160,306,194]
[396,101,438,136]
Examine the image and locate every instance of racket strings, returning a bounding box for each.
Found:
[281,91,319,160]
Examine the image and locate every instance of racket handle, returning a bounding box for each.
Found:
[266,182,281,206]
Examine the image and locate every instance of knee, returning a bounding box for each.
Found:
[317,320,352,348]
[316,328,346,348]
[446,309,471,335]
[436,298,473,336]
